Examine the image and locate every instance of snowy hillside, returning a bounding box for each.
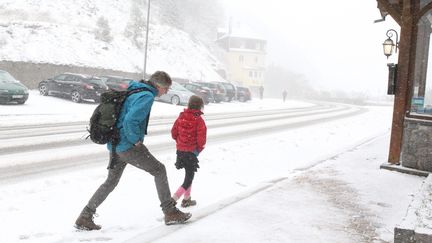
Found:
[0,0,225,81]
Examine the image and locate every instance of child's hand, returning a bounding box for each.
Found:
[193,150,200,157]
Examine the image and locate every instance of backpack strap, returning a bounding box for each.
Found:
[126,87,152,96]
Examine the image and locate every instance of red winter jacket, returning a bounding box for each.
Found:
[171,109,207,153]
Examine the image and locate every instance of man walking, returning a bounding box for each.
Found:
[259,85,264,100]
[75,71,191,230]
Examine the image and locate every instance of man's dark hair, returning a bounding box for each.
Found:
[188,95,204,110]
[148,71,172,88]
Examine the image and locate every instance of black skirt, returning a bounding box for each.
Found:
[175,150,200,172]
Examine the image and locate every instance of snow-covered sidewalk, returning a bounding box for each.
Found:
[126,134,424,243]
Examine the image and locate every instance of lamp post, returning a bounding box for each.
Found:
[142,0,151,79]
[383,29,399,58]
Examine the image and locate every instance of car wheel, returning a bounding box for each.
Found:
[39,84,49,96]
[71,91,82,103]
[239,96,246,102]
[17,100,26,104]
[171,95,180,105]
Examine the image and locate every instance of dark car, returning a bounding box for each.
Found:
[0,70,29,104]
[236,86,251,102]
[99,75,132,91]
[38,73,109,103]
[194,81,226,103]
[216,82,236,102]
[182,83,212,104]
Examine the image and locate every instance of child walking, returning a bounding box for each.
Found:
[171,95,207,207]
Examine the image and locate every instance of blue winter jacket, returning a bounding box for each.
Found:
[107,81,158,152]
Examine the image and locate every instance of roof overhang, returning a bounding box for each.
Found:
[376,0,402,25]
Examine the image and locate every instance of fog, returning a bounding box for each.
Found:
[220,0,400,98]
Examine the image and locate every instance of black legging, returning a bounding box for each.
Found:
[181,167,195,189]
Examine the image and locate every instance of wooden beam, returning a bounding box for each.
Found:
[416,2,432,23]
[376,0,402,25]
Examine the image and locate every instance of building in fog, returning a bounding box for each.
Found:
[216,27,266,94]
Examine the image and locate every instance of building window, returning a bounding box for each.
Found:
[239,55,244,63]
[411,8,432,116]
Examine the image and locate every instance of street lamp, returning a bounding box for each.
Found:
[143,0,151,79]
[383,29,399,58]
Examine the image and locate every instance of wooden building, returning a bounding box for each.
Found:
[378,0,432,172]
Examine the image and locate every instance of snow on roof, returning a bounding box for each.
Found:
[217,26,266,41]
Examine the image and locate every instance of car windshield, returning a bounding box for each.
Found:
[85,78,105,86]
[222,83,235,90]
[198,82,216,88]
[0,71,19,83]
[105,77,132,83]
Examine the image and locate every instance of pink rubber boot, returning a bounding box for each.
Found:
[181,186,196,207]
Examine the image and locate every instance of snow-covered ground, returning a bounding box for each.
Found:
[0,90,426,243]
[0,0,224,81]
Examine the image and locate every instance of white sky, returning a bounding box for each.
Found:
[0,92,429,242]
[219,0,400,96]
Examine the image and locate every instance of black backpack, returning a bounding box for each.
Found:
[89,87,154,170]
[88,87,150,146]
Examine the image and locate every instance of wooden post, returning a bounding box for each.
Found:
[388,0,416,163]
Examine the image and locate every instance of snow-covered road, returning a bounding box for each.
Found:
[0,101,362,180]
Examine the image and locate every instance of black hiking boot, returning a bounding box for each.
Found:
[164,207,192,225]
[75,206,101,231]
[181,198,197,208]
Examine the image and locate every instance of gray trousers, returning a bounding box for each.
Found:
[86,144,175,214]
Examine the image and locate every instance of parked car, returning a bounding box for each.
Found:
[236,86,252,102]
[194,81,226,103]
[38,73,109,103]
[182,83,212,104]
[0,70,29,104]
[216,81,236,102]
[99,75,133,91]
[155,81,195,105]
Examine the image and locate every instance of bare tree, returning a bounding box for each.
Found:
[124,0,146,48]
[95,16,113,43]
[155,0,224,44]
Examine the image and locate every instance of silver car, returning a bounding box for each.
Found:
[155,81,195,105]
